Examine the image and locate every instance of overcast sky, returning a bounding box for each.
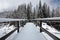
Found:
[0,0,60,12]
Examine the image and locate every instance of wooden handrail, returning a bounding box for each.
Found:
[0,18,27,40]
[41,27,60,40]
[31,18,60,40]
[0,18,60,40]
[0,28,17,40]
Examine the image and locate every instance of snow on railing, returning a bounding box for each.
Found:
[0,18,27,40]
[31,17,60,21]
[31,17,60,40]
[0,17,60,40]
[0,18,27,22]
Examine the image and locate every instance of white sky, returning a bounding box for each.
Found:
[0,0,58,12]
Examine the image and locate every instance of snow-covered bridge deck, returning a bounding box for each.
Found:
[6,22,53,40]
[1,18,60,40]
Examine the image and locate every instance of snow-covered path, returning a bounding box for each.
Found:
[10,22,46,40]
[5,22,54,40]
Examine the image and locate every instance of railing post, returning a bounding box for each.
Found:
[17,21,19,33]
[40,21,42,32]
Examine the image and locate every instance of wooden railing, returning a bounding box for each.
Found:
[41,28,60,40]
[0,18,60,40]
[31,17,60,40]
[0,28,17,40]
[0,18,27,40]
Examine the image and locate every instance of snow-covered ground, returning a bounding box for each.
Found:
[42,22,60,39]
[42,32,54,40]
[6,27,23,40]
[0,22,54,40]
[10,22,46,40]
[6,22,53,40]
[0,24,16,38]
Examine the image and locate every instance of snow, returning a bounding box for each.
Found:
[0,22,54,40]
[36,25,40,32]
[42,22,60,39]
[42,32,54,40]
[6,27,23,40]
[11,22,46,40]
[0,18,27,22]
[0,24,16,38]
[32,17,60,21]
[6,22,54,40]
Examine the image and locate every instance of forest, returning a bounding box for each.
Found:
[6,1,60,31]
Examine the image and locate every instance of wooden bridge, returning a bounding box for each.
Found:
[0,18,60,40]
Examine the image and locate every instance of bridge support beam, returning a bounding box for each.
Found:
[17,21,19,33]
[40,21,42,32]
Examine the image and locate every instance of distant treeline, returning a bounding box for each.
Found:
[6,1,60,30]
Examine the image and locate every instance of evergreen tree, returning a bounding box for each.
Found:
[52,9,55,17]
[55,7,60,17]
[7,4,27,19]
[37,0,43,18]
[26,2,32,20]
[33,8,36,19]
[47,6,50,17]
[42,3,47,18]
